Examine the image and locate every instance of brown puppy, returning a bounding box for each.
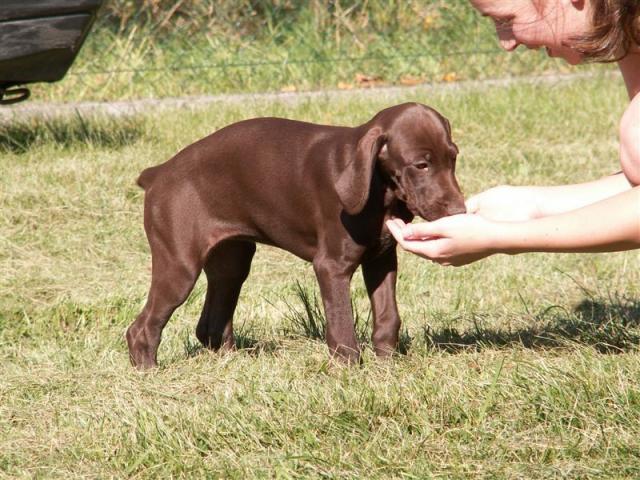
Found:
[127,102,465,368]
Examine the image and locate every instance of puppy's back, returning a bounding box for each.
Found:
[137,117,347,193]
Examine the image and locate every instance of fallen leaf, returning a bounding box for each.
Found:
[355,73,384,87]
[442,72,458,83]
[423,14,436,31]
[399,75,424,86]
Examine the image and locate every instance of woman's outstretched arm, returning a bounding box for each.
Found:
[387,185,640,266]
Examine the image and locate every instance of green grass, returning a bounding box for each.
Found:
[29,0,595,103]
[2,72,640,478]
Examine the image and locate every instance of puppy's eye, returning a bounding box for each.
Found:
[414,154,431,170]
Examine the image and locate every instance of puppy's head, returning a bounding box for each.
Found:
[335,103,466,220]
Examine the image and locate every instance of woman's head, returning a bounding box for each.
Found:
[470,0,640,63]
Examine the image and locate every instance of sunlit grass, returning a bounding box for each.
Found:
[2,73,640,477]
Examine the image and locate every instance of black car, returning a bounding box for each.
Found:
[0,0,103,104]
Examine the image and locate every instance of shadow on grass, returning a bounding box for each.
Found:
[182,320,281,359]
[185,284,640,359]
[0,111,146,153]
[423,294,640,354]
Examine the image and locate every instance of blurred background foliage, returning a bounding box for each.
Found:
[35,0,607,101]
[100,0,460,40]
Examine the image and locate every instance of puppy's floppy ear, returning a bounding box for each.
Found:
[335,126,386,215]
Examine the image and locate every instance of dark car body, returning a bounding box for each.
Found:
[0,0,103,103]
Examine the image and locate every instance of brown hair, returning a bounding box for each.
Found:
[572,0,640,62]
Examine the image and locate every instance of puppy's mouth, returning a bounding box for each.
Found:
[414,209,440,222]
[386,175,459,220]
[388,184,437,220]
[405,200,437,221]
[411,201,465,221]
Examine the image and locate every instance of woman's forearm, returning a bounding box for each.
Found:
[532,172,633,217]
[497,185,640,253]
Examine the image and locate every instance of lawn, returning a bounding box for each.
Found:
[2,72,640,478]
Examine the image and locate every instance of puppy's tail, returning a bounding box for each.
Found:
[136,166,160,191]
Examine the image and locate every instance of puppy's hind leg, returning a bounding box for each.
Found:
[196,241,256,351]
[127,249,201,369]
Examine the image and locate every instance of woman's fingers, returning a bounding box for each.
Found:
[386,219,435,244]
[400,221,444,240]
[385,219,407,244]
[387,217,407,230]
[386,220,425,251]
[386,220,449,259]
[400,238,449,258]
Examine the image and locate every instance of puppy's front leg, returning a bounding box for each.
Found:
[362,248,401,356]
[313,258,360,363]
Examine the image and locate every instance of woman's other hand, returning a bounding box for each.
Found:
[465,185,540,221]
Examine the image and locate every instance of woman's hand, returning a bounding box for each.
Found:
[386,216,501,266]
[466,185,540,221]
[387,186,640,267]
